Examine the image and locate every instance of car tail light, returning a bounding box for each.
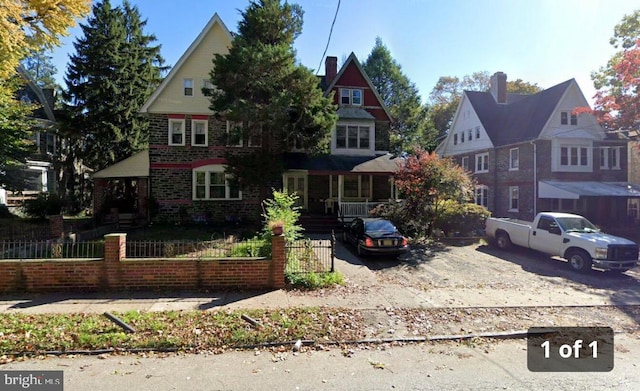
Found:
[364,238,375,247]
[401,237,408,246]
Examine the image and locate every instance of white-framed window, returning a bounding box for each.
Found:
[509,148,519,171]
[336,125,370,149]
[343,175,371,199]
[561,111,568,125]
[191,119,208,146]
[193,165,241,200]
[560,111,578,125]
[461,131,465,143]
[560,146,588,167]
[169,119,185,146]
[202,79,214,94]
[226,121,243,147]
[475,152,489,173]
[553,140,592,172]
[475,185,488,208]
[340,88,363,106]
[509,186,519,211]
[468,129,473,141]
[45,132,56,155]
[461,156,469,171]
[453,134,458,145]
[183,78,194,96]
[600,147,621,170]
[475,126,480,139]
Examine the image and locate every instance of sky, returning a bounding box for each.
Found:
[50,0,640,105]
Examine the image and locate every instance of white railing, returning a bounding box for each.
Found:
[338,201,383,218]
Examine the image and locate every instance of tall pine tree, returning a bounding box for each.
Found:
[63,0,165,171]
[363,37,435,152]
[207,0,336,190]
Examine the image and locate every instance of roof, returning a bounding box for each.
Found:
[284,153,400,174]
[323,52,393,122]
[466,79,573,147]
[140,14,232,113]
[336,106,375,120]
[16,64,56,123]
[93,150,149,179]
[539,181,640,199]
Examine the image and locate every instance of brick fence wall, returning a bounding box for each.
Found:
[0,234,286,293]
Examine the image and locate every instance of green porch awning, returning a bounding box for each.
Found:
[284,153,400,174]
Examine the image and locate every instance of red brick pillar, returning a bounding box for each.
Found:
[104,233,126,289]
[48,214,64,239]
[271,234,286,289]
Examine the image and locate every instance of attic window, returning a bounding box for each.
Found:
[340,88,363,106]
[184,79,194,96]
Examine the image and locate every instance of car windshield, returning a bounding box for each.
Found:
[556,217,600,233]
[365,220,396,233]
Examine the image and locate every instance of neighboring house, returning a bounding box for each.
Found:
[1,65,58,206]
[437,72,640,231]
[130,13,399,225]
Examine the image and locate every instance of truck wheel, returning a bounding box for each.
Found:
[567,249,592,273]
[495,232,512,250]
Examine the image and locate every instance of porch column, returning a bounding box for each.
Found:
[338,175,343,204]
[389,177,394,201]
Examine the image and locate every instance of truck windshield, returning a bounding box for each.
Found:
[555,217,600,233]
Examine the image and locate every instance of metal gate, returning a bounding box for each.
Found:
[285,233,335,274]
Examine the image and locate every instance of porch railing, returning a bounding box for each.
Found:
[338,200,384,219]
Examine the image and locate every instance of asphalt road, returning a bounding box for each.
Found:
[4,336,640,390]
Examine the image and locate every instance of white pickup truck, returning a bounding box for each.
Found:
[485,212,639,272]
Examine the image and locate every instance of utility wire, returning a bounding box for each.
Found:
[316,0,341,75]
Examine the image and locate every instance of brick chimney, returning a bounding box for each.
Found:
[325,56,338,85]
[490,72,507,104]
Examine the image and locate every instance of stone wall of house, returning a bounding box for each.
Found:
[454,139,631,222]
[148,113,270,223]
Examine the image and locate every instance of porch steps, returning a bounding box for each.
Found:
[299,215,343,234]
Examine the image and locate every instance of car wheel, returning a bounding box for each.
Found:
[357,244,364,257]
[495,232,512,250]
[567,249,592,273]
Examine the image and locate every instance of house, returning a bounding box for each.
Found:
[1,65,58,207]
[436,71,640,232]
[129,13,398,226]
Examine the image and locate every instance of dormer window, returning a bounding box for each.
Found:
[336,125,370,149]
[340,88,363,106]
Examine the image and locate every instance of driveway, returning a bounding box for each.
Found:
[337,238,640,308]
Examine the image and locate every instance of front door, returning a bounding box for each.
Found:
[284,173,307,209]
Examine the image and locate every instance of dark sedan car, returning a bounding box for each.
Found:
[342,217,409,257]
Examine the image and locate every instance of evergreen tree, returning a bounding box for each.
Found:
[21,48,59,89]
[363,38,435,152]
[207,0,337,190]
[0,78,37,191]
[63,0,165,172]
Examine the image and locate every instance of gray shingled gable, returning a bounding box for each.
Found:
[466,79,573,147]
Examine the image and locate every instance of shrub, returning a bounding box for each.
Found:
[432,200,491,237]
[285,271,344,289]
[0,204,14,218]
[261,190,304,244]
[22,193,63,219]
[229,239,271,257]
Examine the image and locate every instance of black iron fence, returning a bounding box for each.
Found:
[0,240,104,260]
[126,238,270,259]
[285,236,335,274]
